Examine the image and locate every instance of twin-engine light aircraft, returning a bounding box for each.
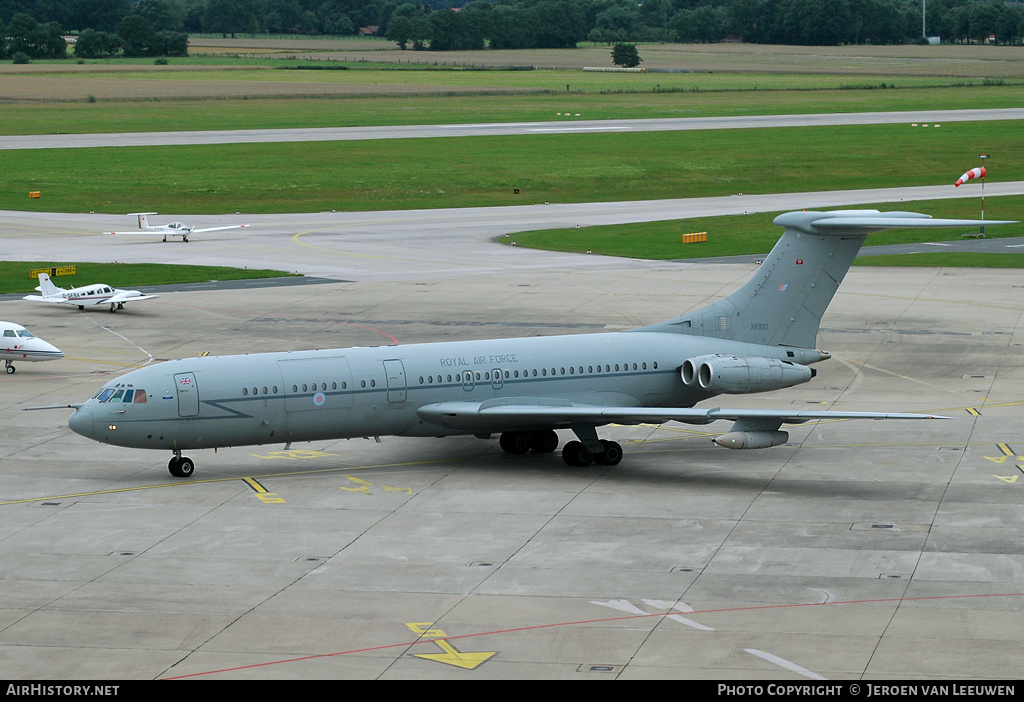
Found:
[106,212,250,242]
[1,321,63,374]
[34,209,1013,478]
[22,273,158,313]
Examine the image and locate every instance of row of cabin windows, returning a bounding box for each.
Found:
[241,379,365,396]
[417,361,659,385]
[236,360,663,396]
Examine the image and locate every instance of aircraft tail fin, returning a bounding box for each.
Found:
[637,210,1015,350]
[36,273,62,299]
[127,212,157,230]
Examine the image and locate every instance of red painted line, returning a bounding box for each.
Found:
[162,591,1024,679]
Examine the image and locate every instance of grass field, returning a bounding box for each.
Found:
[0,82,1021,135]
[3,120,1019,214]
[2,40,1022,269]
[0,262,294,295]
[0,83,1021,136]
[506,195,1024,261]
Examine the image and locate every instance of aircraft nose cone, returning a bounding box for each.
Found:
[44,341,63,359]
[67,404,93,438]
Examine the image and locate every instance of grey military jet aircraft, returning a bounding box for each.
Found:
[33,209,1013,477]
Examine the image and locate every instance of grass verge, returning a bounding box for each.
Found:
[1,261,296,295]
[505,196,1024,261]
[3,121,1021,214]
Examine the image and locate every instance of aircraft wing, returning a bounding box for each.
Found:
[107,292,158,304]
[22,294,86,306]
[416,400,946,431]
[190,224,250,233]
[105,225,249,235]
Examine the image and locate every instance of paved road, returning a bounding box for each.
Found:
[3,242,1023,680]
[2,108,1021,150]
[2,182,1020,283]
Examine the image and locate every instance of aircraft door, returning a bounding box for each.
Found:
[491,368,503,390]
[174,373,199,417]
[462,369,475,392]
[383,359,407,403]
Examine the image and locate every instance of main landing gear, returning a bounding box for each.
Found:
[561,439,622,467]
[499,429,559,455]
[497,428,623,467]
[109,302,125,313]
[5,360,15,374]
[168,451,195,478]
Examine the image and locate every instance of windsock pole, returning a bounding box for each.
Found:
[979,154,989,235]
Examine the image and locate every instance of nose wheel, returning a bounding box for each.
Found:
[5,361,14,374]
[168,454,195,477]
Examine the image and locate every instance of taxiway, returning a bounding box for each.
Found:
[2,196,1023,678]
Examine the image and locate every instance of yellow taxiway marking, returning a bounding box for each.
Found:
[984,443,1024,484]
[406,622,497,670]
[291,224,420,262]
[0,455,446,506]
[243,477,285,503]
[983,443,1021,464]
[339,475,413,495]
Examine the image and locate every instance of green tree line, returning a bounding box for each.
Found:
[1,0,1022,59]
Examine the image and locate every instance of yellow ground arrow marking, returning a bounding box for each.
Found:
[413,640,497,670]
[406,621,497,670]
[994,464,1024,484]
[983,443,1022,464]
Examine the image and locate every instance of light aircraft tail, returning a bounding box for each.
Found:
[35,273,62,299]
[127,212,158,230]
[639,210,1014,350]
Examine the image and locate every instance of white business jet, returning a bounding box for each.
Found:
[23,273,158,313]
[106,212,250,242]
[1,321,63,374]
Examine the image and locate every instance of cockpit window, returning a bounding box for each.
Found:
[94,387,146,403]
[16,330,35,338]
[3,330,14,337]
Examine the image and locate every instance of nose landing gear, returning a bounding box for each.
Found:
[168,452,195,477]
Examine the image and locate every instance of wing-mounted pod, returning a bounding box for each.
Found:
[714,430,789,449]
[712,416,790,449]
[681,354,814,394]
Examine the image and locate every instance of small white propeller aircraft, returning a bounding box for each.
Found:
[1,321,63,374]
[105,212,250,242]
[22,273,158,313]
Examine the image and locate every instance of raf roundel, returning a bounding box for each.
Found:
[313,392,326,407]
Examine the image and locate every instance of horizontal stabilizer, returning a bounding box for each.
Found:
[774,210,1017,236]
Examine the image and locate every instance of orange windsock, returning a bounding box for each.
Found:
[955,167,986,187]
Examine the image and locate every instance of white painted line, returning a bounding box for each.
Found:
[590,599,714,631]
[745,648,827,680]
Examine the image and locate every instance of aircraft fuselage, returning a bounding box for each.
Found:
[68,331,822,451]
